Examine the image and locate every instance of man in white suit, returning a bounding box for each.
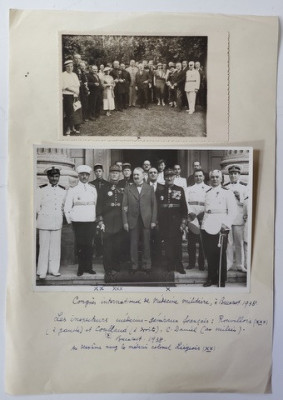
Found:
[36,166,66,279]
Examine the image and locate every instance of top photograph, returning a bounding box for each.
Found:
[61,34,214,138]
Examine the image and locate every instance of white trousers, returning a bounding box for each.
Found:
[227,225,245,270]
[186,91,197,113]
[37,229,61,276]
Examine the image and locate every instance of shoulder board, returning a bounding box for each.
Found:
[39,184,48,188]
[240,181,248,186]
[89,183,96,188]
[58,185,66,190]
[222,186,229,190]
[223,182,230,186]
[206,187,212,193]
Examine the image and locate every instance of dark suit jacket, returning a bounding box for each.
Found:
[135,70,150,89]
[122,183,157,229]
[87,73,103,94]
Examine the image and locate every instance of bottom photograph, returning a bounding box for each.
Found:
[34,146,252,290]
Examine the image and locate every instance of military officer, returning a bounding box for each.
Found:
[224,164,248,272]
[173,164,187,189]
[36,166,66,279]
[201,170,237,287]
[156,168,188,274]
[64,165,97,276]
[89,163,108,193]
[184,61,200,114]
[97,165,124,274]
[118,163,134,190]
[89,163,108,257]
[186,169,210,270]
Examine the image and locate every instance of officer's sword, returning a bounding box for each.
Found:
[218,232,224,288]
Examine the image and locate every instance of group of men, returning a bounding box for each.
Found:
[36,158,248,287]
[66,54,206,121]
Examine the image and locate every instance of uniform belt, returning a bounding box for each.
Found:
[188,201,205,206]
[160,204,180,208]
[206,209,228,214]
[187,80,196,82]
[110,203,121,207]
[74,201,95,206]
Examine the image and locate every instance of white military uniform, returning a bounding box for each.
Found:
[36,183,66,277]
[224,180,248,271]
[202,186,237,234]
[174,176,187,189]
[185,69,200,114]
[186,182,210,233]
[64,181,97,223]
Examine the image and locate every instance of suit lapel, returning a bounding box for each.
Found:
[140,183,148,199]
[129,184,139,200]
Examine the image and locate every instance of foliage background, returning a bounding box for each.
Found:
[62,35,207,67]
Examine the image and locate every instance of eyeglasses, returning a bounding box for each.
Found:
[149,171,157,174]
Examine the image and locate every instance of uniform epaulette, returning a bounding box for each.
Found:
[223,182,230,186]
[58,185,66,190]
[240,181,247,186]
[206,187,212,192]
[89,183,96,188]
[222,186,229,190]
[39,184,48,188]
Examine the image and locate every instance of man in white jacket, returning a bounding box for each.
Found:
[224,164,249,272]
[201,170,237,287]
[186,169,210,271]
[64,165,97,276]
[184,61,200,114]
[36,166,66,279]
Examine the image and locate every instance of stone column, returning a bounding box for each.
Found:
[36,147,78,188]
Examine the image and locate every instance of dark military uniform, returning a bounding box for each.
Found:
[96,182,124,273]
[89,178,109,193]
[118,177,134,191]
[89,177,109,257]
[156,184,188,272]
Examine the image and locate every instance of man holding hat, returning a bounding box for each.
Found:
[62,59,80,135]
[224,164,249,272]
[96,165,124,274]
[64,165,97,276]
[156,168,188,274]
[185,169,210,271]
[201,170,237,287]
[36,166,66,279]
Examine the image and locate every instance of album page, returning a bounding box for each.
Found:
[6,10,278,395]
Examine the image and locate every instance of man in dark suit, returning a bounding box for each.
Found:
[96,165,124,274]
[135,63,150,109]
[88,65,103,120]
[122,167,157,271]
[156,169,188,274]
[172,62,186,111]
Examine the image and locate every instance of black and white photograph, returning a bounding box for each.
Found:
[35,146,252,290]
[61,34,208,137]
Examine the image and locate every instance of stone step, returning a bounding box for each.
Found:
[36,261,247,287]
